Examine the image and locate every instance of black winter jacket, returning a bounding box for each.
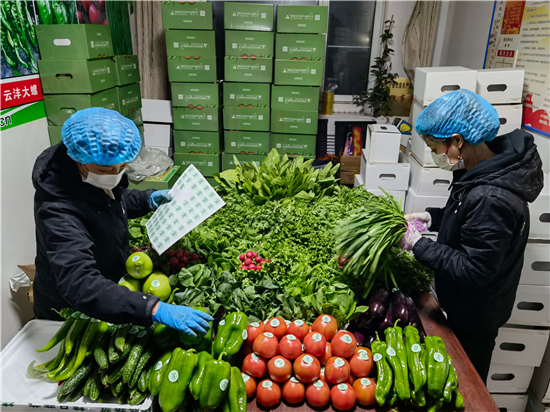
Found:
[32,144,160,326]
[413,130,544,333]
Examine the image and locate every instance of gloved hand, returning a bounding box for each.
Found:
[404,212,432,231]
[152,301,213,336]
[149,189,173,210]
[398,224,422,250]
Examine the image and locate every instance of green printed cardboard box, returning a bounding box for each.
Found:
[271,109,318,135]
[48,126,62,146]
[125,108,143,127]
[224,131,270,155]
[165,30,217,57]
[161,1,213,30]
[271,133,316,156]
[223,83,270,107]
[276,6,328,34]
[274,60,323,86]
[225,31,274,57]
[38,59,115,94]
[174,153,220,177]
[35,25,113,60]
[173,107,222,131]
[224,57,273,83]
[224,107,270,131]
[171,83,221,108]
[174,131,222,154]
[117,83,142,115]
[167,56,218,83]
[271,85,319,111]
[275,34,325,61]
[224,2,274,31]
[128,166,181,191]
[112,55,140,86]
[222,152,267,170]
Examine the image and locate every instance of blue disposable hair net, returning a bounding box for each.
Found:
[62,107,141,165]
[415,89,501,145]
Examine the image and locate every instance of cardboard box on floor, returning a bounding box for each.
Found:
[275,34,326,61]
[171,83,221,108]
[223,83,270,107]
[225,31,274,58]
[112,55,140,86]
[276,5,328,34]
[224,57,273,83]
[35,25,113,60]
[167,56,219,83]
[224,131,270,155]
[38,59,115,94]
[165,30,217,57]
[223,107,270,131]
[172,107,222,131]
[174,130,222,154]
[271,133,316,156]
[174,153,220,177]
[274,60,323,86]
[117,83,142,116]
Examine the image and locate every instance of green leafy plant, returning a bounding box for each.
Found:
[353,17,399,117]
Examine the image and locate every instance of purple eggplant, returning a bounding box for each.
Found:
[368,286,390,320]
[355,311,376,330]
[392,289,409,324]
[379,298,397,331]
[406,296,427,342]
[351,331,364,346]
[362,329,377,349]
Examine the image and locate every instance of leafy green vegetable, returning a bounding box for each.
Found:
[128,214,152,250]
[389,248,434,299]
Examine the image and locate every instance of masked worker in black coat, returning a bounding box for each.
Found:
[400,90,544,384]
[32,108,212,337]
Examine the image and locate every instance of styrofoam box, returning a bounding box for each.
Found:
[492,326,549,367]
[411,99,425,127]
[354,173,363,188]
[530,360,550,403]
[365,124,401,163]
[529,174,550,240]
[520,242,550,286]
[147,145,173,157]
[361,151,410,191]
[508,284,550,327]
[491,394,528,412]
[414,66,477,106]
[1,320,153,411]
[410,129,437,168]
[144,123,171,147]
[142,98,173,123]
[487,362,535,393]
[494,104,523,136]
[408,154,452,196]
[405,187,448,215]
[477,68,525,104]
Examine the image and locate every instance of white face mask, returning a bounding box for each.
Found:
[431,151,465,171]
[83,169,125,190]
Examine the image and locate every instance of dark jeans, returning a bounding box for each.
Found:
[454,328,499,384]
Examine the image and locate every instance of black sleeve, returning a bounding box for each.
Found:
[413,196,516,287]
[39,205,159,325]
[426,207,445,232]
[122,189,154,219]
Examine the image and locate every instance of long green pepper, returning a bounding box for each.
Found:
[443,356,458,403]
[371,334,393,406]
[425,336,450,399]
[384,322,410,401]
[189,351,213,400]
[404,325,426,391]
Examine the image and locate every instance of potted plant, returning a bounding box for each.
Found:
[353,17,399,117]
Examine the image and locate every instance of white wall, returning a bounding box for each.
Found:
[386,1,416,78]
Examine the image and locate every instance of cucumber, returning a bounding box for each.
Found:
[108,331,121,364]
[113,379,125,396]
[83,374,92,397]
[138,367,151,393]
[101,370,109,387]
[89,371,101,401]
[129,345,152,387]
[115,324,131,352]
[129,390,147,405]
[69,381,86,402]
[107,363,125,384]
[94,330,111,369]
[123,332,137,357]
[58,362,93,399]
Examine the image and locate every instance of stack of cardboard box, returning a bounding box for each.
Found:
[271,5,327,159]
[222,2,274,170]
[37,25,142,146]
[162,1,222,178]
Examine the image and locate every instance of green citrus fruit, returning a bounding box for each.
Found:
[126,252,153,279]
[142,272,171,301]
[118,275,141,292]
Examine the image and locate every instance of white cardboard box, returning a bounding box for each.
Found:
[354,173,363,188]
[144,123,171,147]
[142,99,173,123]
[410,129,437,168]
[492,326,549,367]
[487,363,535,393]
[490,394,528,412]
[404,187,449,215]
[531,360,550,403]
[411,99,425,127]
[365,124,401,163]
[408,154,452,196]
[477,68,525,104]
[508,285,550,327]
[494,104,523,136]
[414,66,477,106]
[529,175,550,240]
[361,151,410,191]
[521,242,550,286]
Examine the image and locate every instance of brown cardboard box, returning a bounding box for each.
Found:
[389,78,414,117]
[340,171,357,185]
[340,156,361,172]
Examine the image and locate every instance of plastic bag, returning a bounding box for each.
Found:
[126,147,174,183]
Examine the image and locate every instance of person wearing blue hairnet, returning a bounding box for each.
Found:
[399,89,543,383]
[32,108,212,337]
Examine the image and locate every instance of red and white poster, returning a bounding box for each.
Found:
[485,1,550,137]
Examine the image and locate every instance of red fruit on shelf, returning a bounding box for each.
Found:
[242,373,257,398]
[244,258,253,266]
[287,320,309,340]
[312,314,338,340]
[331,331,358,358]
[267,356,292,383]
[242,353,267,378]
[303,332,326,357]
[246,322,265,345]
[278,334,302,360]
[249,264,257,270]
[169,257,179,266]
[353,377,376,406]
[239,254,245,261]
[240,265,248,270]
[331,383,357,411]
[293,354,321,383]
[253,333,279,359]
[282,377,305,404]
[349,347,373,378]
[305,380,330,407]
[256,265,262,271]
[246,251,254,259]
[252,252,258,257]
[264,317,288,340]
[325,357,350,385]
[255,256,263,263]
[190,253,199,261]
[167,250,176,258]
[257,380,281,408]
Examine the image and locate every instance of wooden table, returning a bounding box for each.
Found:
[247,293,499,412]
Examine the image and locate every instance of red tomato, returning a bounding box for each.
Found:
[257,379,281,407]
[325,357,351,384]
[331,331,358,358]
[317,342,332,366]
[282,377,305,404]
[287,320,309,340]
[243,343,253,356]
[264,317,287,340]
[349,347,373,377]
[278,334,302,360]
[267,356,292,383]
[312,315,338,340]
[331,383,357,411]
[246,322,264,345]
[353,377,376,406]
[242,373,257,398]
[305,380,331,407]
[303,332,326,357]
[293,354,321,383]
[253,332,279,359]
[346,374,356,385]
[319,366,326,381]
[242,353,267,378]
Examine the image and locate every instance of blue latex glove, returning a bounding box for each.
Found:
[152,301,213,336]
[149,189,173,210]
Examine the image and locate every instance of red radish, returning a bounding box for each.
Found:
[312,315,337,340]
[244,258,252,266]
[191,253,199,261]
[240,265,248,270]
[331,383,356,411]
[181,256,188,264]
[255,256,263,263]
[287,320,309,340]
[249,264,257,270]
[167,250,176,258]
[256,265,262,271]
[267,356,292,383]
[267,259,272,263]
[303,332,326,357]
[264,317,287,340]
[242,373,257,398]
[331,331,357,358]
[184,250,191,257]
[278,334,302,360]
[252,252,258,257]
[176,249,184,257]
[293,354,321,383]
[246,322,265,345]
[169,257,179,266]
[177,263,186,269]
[325,357,350,384]
[239,254,245,261]
[253,333,278,359]
[242,353,267,378]
[306,380,330,407]
[317,342,332,366]
[246,251,254,259]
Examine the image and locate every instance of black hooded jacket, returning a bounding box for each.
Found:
[32,144,160,325]
[413,130,544,333]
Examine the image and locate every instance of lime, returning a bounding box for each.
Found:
[118,275,141,292]
[126,252,153,279]
[143,272,171,301]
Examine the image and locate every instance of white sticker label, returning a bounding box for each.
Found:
[373,353,383,362]
[434,352,445,363]
[358,350,369,360]
[118,278,125,284]
[285,320,291,325]
[270,319,280,327]
[303,355,313,364]
[342,334,353,344]
[294,320,304,326]
[313,380,324,388]
[290,376,300,383]
[322,315,331,323]
[242,329,248,340]
[411,344,422,353]
[361,378,372,386]
[250,322,260,328]
[264,332,274,338]
[387,347,396,357]
[137,330,147,338]
[302,344,306,352]
[242,373,250,382]
[151,280,160,288]
[334,358,345,368]
[220,379,229,391]
[154,361,163,371]
[312,333,322,342]
[91,318,100,323]
[252,353,261,360]
[262,380,273,388]
[264,320,269,325]
[274,358,285,368]
[72,312,80,318]
[286,334,296,341]
[337,383,348,391]
[219,319,226,326]
[80,314,89,320]
[132,255,140,262]
[168,370,179,382]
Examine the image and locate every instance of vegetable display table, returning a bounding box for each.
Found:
[247,293,499,412]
